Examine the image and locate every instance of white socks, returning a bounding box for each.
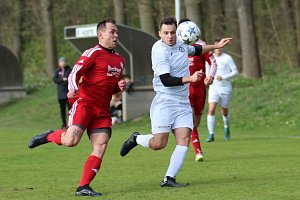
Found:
[222,113,230,128]
[136,134,154,148]
[207,115,215,135]
[165,145,188,178]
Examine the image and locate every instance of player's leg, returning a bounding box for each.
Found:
[190,86,205,161]
[120,131,169,156]
[161,103,193,188]
[28,98,88,148]
[161,127,191,188]
[206,102,217,142]
[221,107,230,140]
[206,88,219,142]
[191,111,204,161]
[28,125,84,148]
[220,92,232,140]
[75,128,110,197]
[120,94,171,156]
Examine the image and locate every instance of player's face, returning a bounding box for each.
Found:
[159,24,177,46]
[99,23,119,49]
[214,41,223,55]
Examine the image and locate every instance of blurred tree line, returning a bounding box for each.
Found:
[0,0,299,80]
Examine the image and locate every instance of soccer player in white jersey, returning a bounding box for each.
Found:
[120,17,232,187]
[206,38,238,142]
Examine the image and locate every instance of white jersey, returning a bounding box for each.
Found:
[207,52,238,89]
[152,39,195,101]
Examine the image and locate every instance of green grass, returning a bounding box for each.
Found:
[0,72,300,199]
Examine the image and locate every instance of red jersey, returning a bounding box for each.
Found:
[188,40,217,87]
[68,44,125,113]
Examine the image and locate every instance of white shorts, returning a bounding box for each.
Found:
[208,86,232,108]
[150,94,193,134]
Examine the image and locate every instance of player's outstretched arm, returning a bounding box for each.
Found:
[201,38,232,54]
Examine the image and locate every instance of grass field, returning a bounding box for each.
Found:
[0,72,300,199]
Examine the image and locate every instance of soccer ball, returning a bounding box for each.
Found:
[176,21,201,45]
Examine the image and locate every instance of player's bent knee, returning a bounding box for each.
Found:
[151,144,166,150]
[221,109,228,116]
[150,141,167,150]
[62,137,80,147]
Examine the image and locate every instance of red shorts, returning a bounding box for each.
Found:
[189,85,206,116]
[68,98,112,134]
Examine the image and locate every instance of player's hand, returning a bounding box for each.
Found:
[67,89,77,99]
[216,38,232,48]
[204,76,214,85]
[190,69,203,82]
[216,76,223,81]
[118,80,126,91]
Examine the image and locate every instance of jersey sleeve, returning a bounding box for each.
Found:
[68,49,98,91]
[222,55,238,80]
[206,52,217,78]
[187,45,196,56]
[152,45,170,76]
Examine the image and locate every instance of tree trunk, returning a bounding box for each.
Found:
[265,0,294,69]
[114,0,126,24]
[198,0,209,41]
[294,0,300,68]
[236,0,262,78]
[281,0,297,68]
[184,0,201,26]
[138,0,156,35]
[208,0,225,41]
[41,0,57,76]
[224,0,242,72]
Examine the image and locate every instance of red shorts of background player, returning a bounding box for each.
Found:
[68,98,112,134]
[189,85,206,116]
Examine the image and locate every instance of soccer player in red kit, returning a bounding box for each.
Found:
[28,18,126,197]
[189,39,217,162]
[178,19,217,162]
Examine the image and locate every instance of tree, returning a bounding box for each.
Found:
[264,0,294,69]
[184,0,201,26]
[208,0,225,41]
[294,0,300,68]
[114,0,126,24]
[41,0,57,76]
[224,0,242,71]
[138,0,156,35]
[236,0,261,78]
[280,0,297,68]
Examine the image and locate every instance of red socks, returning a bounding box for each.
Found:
[191,127,203,155]
[47,131,102,186]
[47,129,64,145]
[79,155,102,186]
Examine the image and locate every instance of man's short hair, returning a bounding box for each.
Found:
[96,18,116,32]
[178,18,191,26]
[159,16,177,30]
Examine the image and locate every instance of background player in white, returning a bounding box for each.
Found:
[206,38,238,142]
[120,17,232,187]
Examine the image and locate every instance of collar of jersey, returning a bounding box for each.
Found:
[98,44,115,54]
